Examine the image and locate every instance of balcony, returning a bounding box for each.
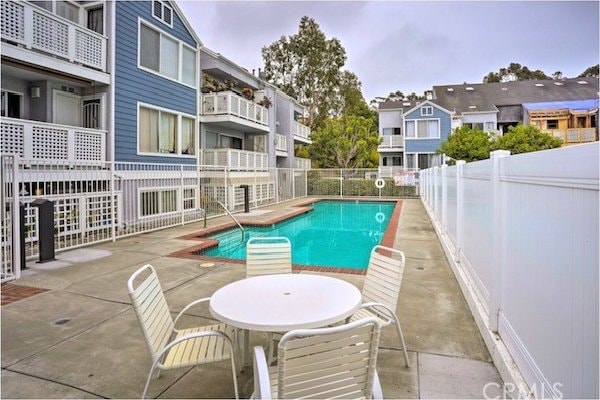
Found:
[378,135,404,151]
[544,128,597,144]
[1,1,108,83]
[275,134,288,156]
[200,148,269,170]
[294,157,311,169]
[200,92,269,133]
[292,121,311,144]
[1,117,106,162]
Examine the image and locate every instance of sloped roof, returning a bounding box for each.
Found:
[378,100,419,112]
[523,98,599,111]
[433,77,599,115]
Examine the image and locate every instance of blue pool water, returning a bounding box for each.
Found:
[202,201,396,269]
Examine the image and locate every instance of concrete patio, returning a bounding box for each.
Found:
[1,199,502,399]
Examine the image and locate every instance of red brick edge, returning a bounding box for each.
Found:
[1,283,48,306]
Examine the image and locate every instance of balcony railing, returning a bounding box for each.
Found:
[201,92,269,126]
[294,157,311,169]
[275,134,288,153]
[545,128,597,144]
[200,149,269,169]
[1,117,107,162]
[1,1,107,71]
[379,135,404,149]
[292,121,311,141]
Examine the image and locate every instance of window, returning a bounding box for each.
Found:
[138,104,196,156]
[1,91,22,118]
[485,122,495,131]
[418,154,436,169]
[421,106,433,116]
[56,1,79,23]
[183,188,196,210]
[220,135,243,150]
[405,119,439,138]
[382,156,403,166]
[152,0,173,27]
[406,154,416,169]
[140,189,177,217]
[139,21,197,87]
[87,6,104,34]
[382,127,401,136]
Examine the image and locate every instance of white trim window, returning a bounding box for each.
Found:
[485,121,496,131]
[183,187,197,210]
[421,106,433,116]
[138,103,196,157]
[405,119,440,139]
[140,188,178,218]
[382,127,402,136]
[138,19,197,88]
[152,0,173,27]
[406,153,439,169]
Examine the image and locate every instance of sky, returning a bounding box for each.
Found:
[177,1,600,102]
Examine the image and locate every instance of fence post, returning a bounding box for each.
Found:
[489,150,510,332]
[441,164,448,234]
[339,169,343,198]
[110,161,116,242]
[455,161,465,262]
[275,168,279,203]
[11,155,21,279]
[432,166,439,220]
[292,169,296,200]
[180,165,185,225]
[224,167,229,210]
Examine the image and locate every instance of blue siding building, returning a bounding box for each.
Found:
[114,1,199,164]
[403,100,452,169]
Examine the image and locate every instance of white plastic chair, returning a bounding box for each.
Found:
[351,245,410,367]
[252,318,384,399]
[127,264,239,399]
[246,236,292,277]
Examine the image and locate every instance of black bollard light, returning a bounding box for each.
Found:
[31,198,55,263]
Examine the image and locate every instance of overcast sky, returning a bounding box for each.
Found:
[178,1,599,101]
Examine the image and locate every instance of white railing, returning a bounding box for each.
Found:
[275,134,288,153]
[200,148,269,170]
[294,157,311,169]
[1,117,106,162]
[293,121,311,141]
[1,1,107,71]
[420,144,599,399]
[201,91,269,126]
[544,128,597,143]
[379,135,404,148]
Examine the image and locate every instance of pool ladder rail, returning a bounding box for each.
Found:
[216,201,246,242]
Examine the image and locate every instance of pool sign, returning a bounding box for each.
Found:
[394,172,416,186]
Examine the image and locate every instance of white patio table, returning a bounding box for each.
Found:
[209,273,362,366]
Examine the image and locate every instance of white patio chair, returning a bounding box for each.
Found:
[252,318,384,399]
[245,236,292,364]
[246,236,292,277]
[350,245,410,367]
[127,264,239,399]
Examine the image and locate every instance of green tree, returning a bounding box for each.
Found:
[308,116,381,168]
[483,62,550,83]
[437,125,493,162]
[262,16,347,129]
[578,64,599,77]
[491,124,562,154]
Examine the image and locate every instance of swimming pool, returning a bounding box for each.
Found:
[202,201,396,269]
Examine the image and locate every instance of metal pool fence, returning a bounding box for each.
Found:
[0,156,419,282]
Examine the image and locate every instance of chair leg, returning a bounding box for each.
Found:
[142,359,162,399]
[228,343,240,399]
[392,316,410,367]
[267,332,274,366]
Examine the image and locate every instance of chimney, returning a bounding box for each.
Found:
[258,68,263,79]
[252,69,255,76]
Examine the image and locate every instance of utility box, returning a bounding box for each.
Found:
[31,198,55,263]
[239,185,250,213]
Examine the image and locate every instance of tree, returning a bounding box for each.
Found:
[483,63,550,83]
[551,71,563,80]
[437,125,493,162]
[308,116,381,168]
[336,71,378,126]
[578,64,599,77]
[262,17,347,129]
[491,124,562,154]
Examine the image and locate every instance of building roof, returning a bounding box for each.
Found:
[378,100,418,112]
[432,77,599,115]
[523,98,599,111]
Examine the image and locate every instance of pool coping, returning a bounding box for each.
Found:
[168,198,403,275]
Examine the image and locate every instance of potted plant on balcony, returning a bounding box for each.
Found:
[201,73,217,93]
[257,95,272,108]
[241,87,254,100]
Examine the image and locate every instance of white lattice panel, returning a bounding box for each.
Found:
[33,11,68,56]
[75,30,102,68]
[24,205,38,243]
[75,132,103,161]
[217,152,227,166]
[217,95,227,113]
[1,1,24,41]
[32,127,68,159]
[0,123,24,156]
[54,198,81,236]
[86,195,115,230]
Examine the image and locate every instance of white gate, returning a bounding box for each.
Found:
[1,155,20,282]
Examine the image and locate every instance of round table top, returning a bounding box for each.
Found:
[209,274,362,332]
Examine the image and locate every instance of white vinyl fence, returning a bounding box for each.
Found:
[421,144,599,399]
[0,158,419,281]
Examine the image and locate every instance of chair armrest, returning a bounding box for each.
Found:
[372,369,383,400]
[359,302,396,324]
[173,297,211,329]
[253,346,272,399]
